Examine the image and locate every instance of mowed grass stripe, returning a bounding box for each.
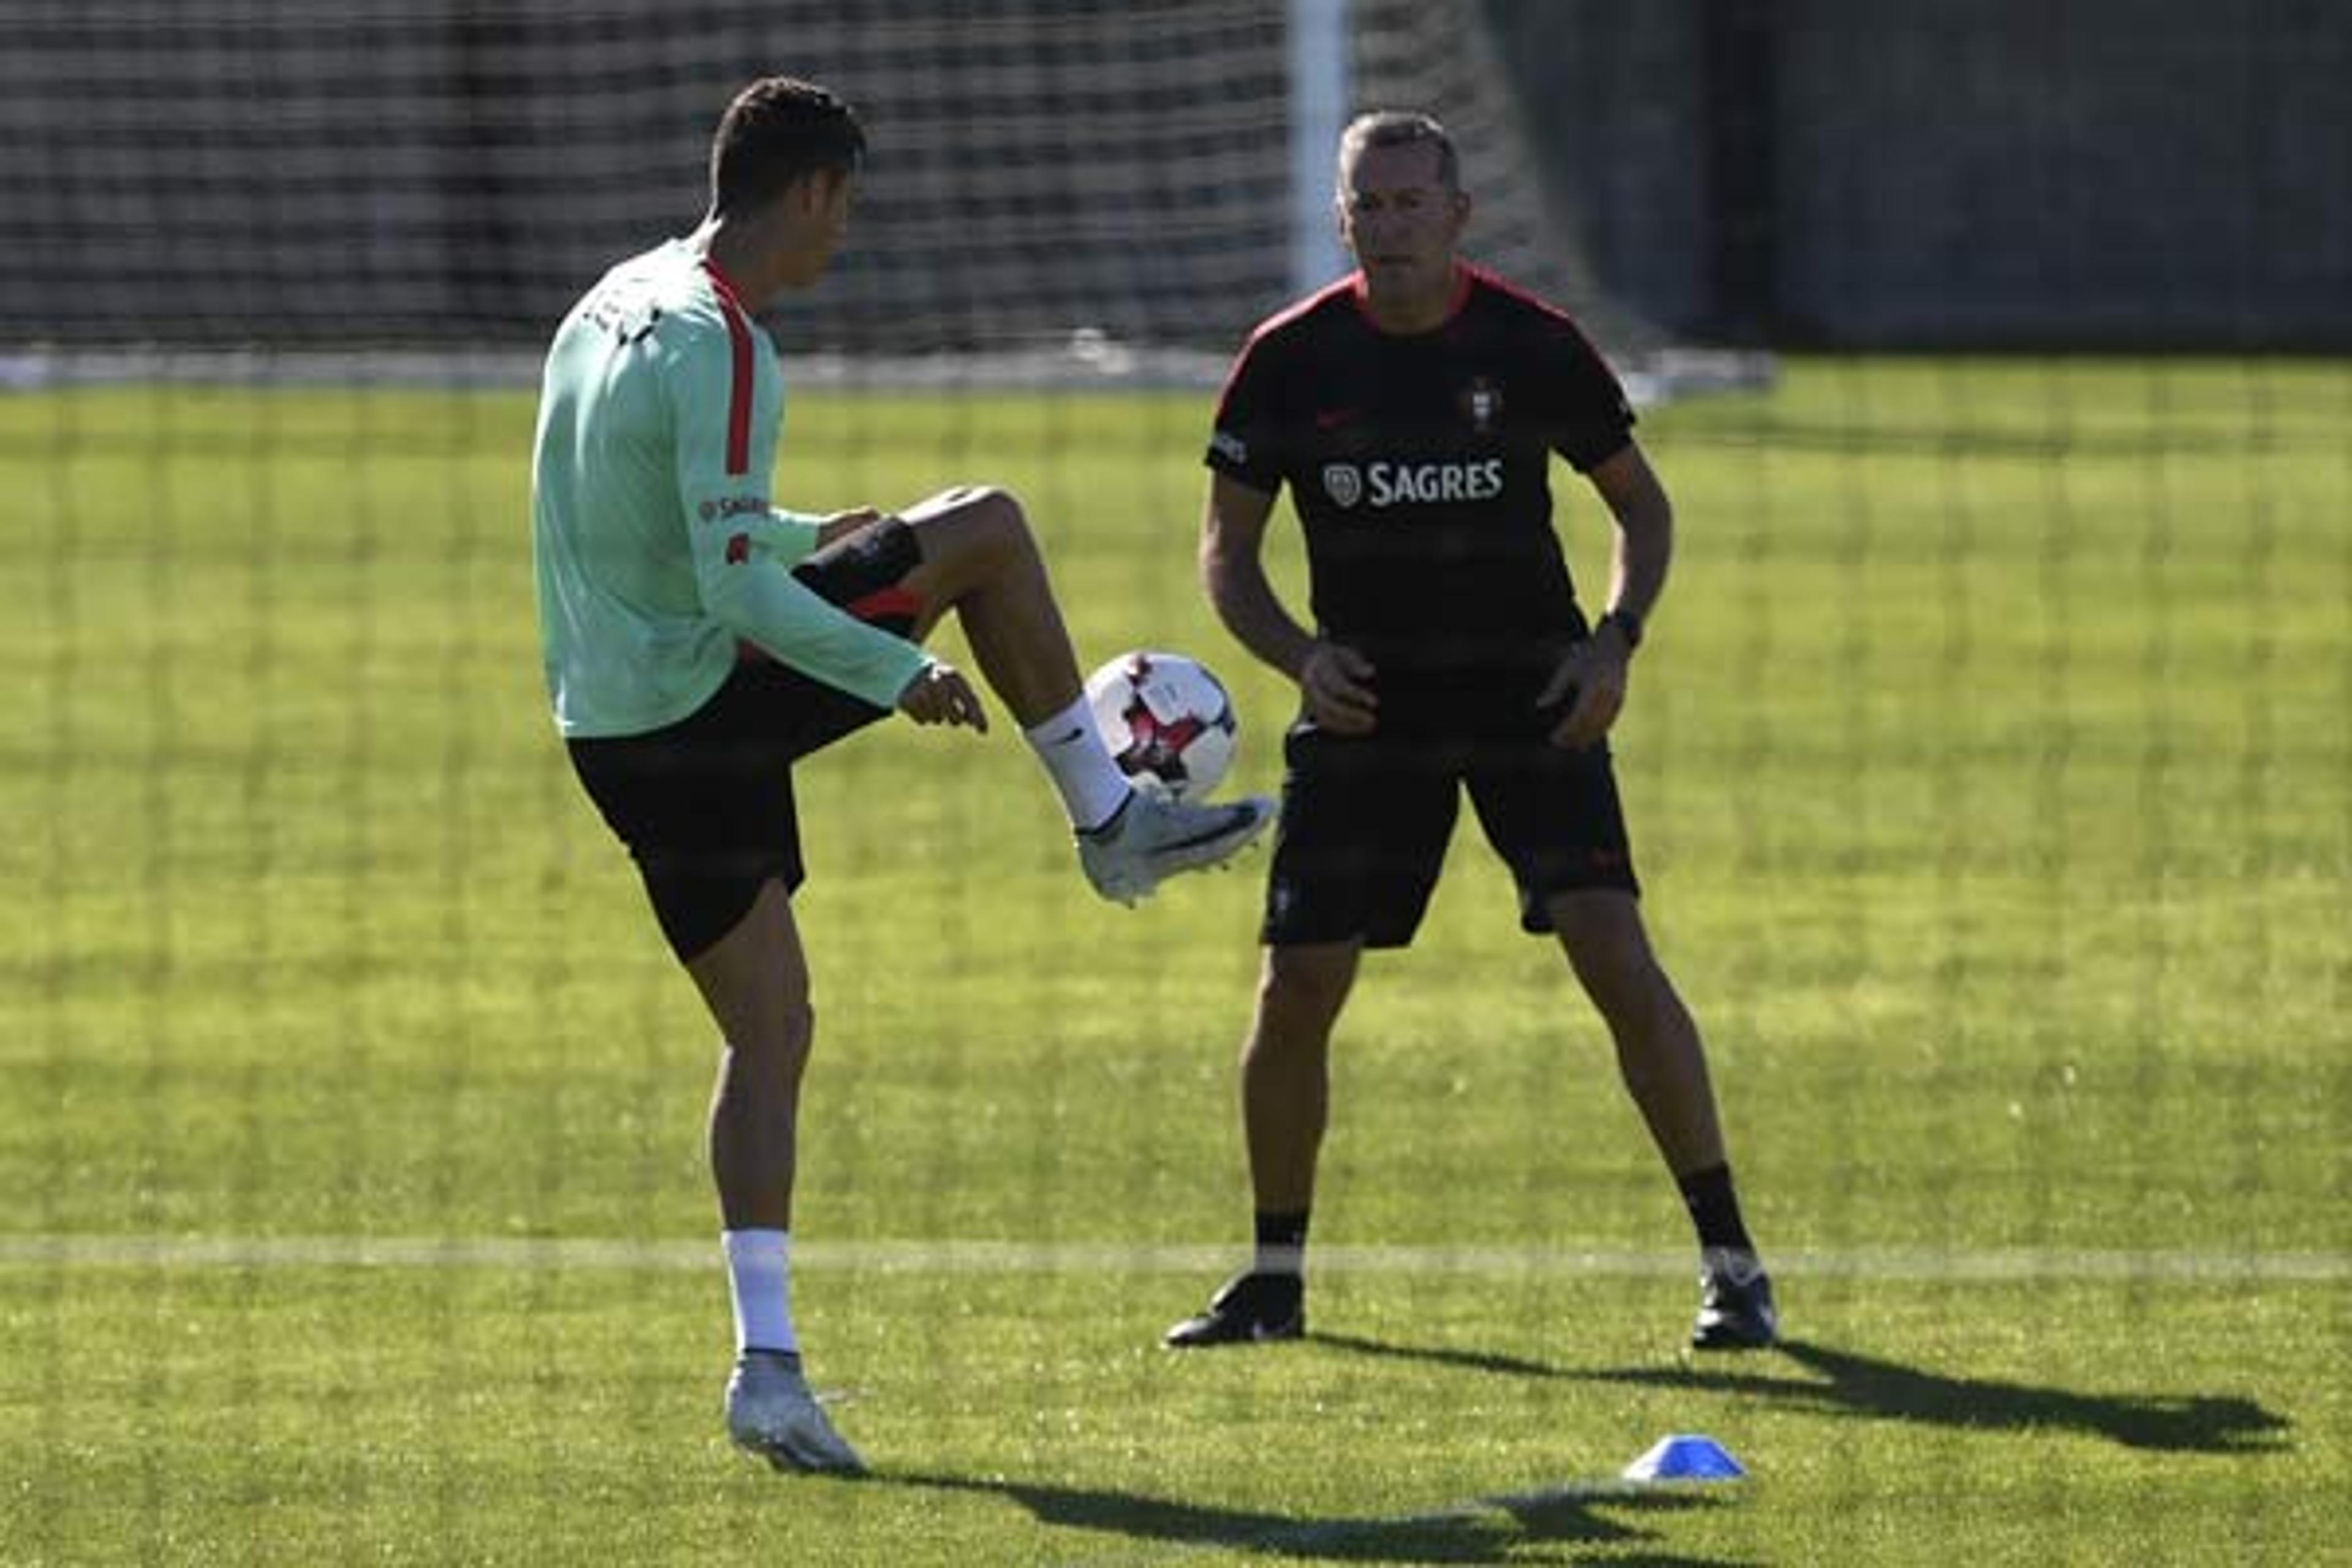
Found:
[2,1234,2342,1281]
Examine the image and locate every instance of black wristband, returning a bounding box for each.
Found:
[1600,608,1644,652]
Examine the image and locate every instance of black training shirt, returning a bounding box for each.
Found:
[1207,264,1634,685]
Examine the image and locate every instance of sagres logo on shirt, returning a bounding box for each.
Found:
[698,494,769,523]
[1323,460,1505,510]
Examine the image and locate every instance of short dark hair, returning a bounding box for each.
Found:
[708,77,867,216]
[1336,110,1460,193]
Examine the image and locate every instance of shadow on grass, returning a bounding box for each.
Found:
[1578,1338,2292,1454]
[1308,1329,1572,1380]
[886,1468,1741,1564]
[1305,1329,2288,1453]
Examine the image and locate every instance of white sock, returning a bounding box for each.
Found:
[1022,695,1133,832]
[722,1228,796,1355]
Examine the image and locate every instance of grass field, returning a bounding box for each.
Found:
[2,357,2346,1564]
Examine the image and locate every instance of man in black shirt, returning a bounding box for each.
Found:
[1167,110,1777,1352]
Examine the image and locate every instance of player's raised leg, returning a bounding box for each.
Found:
[1547,889,1777,1350]
[687,879,866,1472]
[882,485,1274,902]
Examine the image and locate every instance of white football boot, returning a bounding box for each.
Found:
[724,1350,866,1474]
[1077,790,1275,905]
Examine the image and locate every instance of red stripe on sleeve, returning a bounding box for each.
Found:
[703,260,755,476]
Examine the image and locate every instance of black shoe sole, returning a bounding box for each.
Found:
[1690,1321,1777,1351]
[1163,1313,1305,1349]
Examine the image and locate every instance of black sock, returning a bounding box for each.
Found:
[1253,1208,1310,1277]
[1676,1163,1756,1255]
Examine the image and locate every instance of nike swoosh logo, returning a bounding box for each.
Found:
[1166,809,1261,850]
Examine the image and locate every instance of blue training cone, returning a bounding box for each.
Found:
[1621,1433,1746,1481]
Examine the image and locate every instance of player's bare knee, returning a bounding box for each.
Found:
[1257,953,1354,1041]
[1243,1019,1330,1074]
[909,484,1035,592]
[781,998,816,1061]
[731,998,816,1070]
[967,485,1038,567]
[1553,895,1653,975]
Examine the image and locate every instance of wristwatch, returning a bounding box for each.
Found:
[1599,608,1644,652]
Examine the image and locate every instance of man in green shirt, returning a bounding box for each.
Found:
[532,76,1272,1474]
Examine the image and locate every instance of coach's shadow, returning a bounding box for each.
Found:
[1307,1330,1572,1380]
[1579,1338,2290,1455]
[889,1468,1739,1564]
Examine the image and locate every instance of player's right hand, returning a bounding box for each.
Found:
[1538,633,1627,749]
[1300,641,1378,734]
[897,660,989,733]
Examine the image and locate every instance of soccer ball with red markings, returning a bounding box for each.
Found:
[1084,650,1239,802]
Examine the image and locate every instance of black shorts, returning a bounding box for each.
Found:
[564,518,923,962]
[1261,683,1641,950]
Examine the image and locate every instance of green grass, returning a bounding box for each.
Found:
[2,357,2347,1564]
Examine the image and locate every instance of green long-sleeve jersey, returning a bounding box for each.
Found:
[531,239,927,738]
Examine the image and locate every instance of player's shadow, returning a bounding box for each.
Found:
[1578,1338,2291,1455]
[1308,1329,1572,1380]
[887,1468,1741,1564]
[1307,1330,2287,1454]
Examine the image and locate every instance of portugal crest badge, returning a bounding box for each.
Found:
[1460,377,1503,435]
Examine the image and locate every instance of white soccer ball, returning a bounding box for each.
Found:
[1084,649,1238,802]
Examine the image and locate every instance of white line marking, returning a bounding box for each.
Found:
[0,1235,2342,1281]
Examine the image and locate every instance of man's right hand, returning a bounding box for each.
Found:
[1299,642,1378,734]
[897,660,989,732]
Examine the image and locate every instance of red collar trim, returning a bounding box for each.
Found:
[1346,262,1473,333]
[699,254,747,307]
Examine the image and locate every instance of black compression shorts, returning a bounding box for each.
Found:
[565,518,922,962]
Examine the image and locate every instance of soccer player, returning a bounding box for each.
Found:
[531,77,1273,1472]
[1164,111,1777,1351]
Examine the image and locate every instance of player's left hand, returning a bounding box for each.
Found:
[1539,632,1628,749]
[897,660,989,733]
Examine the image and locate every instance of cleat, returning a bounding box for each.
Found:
[1691,1248,1778,1351]
[1163,1270,1305,1348]
[1079,790,1275,906]
[723,1349,867,1474]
